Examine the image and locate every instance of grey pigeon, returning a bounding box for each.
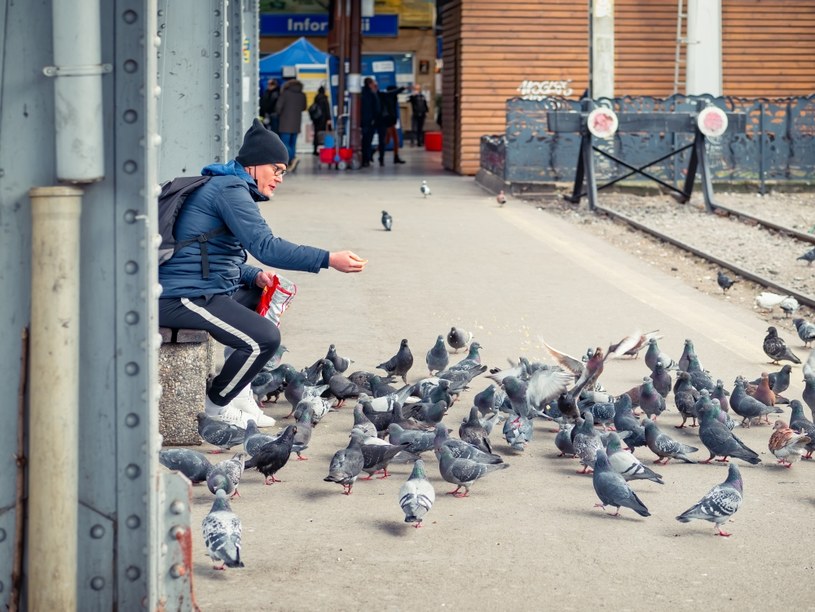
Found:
[643,419,698,464]
[252,425,296,484]
[763,326,801,364]
[251,363,293,404]
[796,247,815,265]
[554,423,577,457]
[243,419,278,458]
[591,449,651,517]
[731,378,782,427]
[459,406,493,454]
[502,412,533,452]
[398,459,435,527]
[437,445,509,497]
[804,374,815,418]
[589,399,616,431]
[426,335,450,375]
[717,270,738,293]
[377,338,414,384]
[201,489,244,569]
[434,422,503,464]
[361,441,409,479]
[677,338,701,373]
[573,412,603,473]
[698,404,761,465]
[613,394,647,451]
[206,452,246,497]
[292,406,314,460]
[351,404,378,438]
[789,400,815,459]
[644,337,676,371]
[711,379,730,413]
[446,326,473,352]
[159,448,213,484]
[325,343,352,373]
[638,378,666,420]
[676,463,743,536]
[474,384,504,416]
[381,210,393,231]
[324,431,365,494]
[196,412,245,452]
[604,432,663,484]
[673,371,700,428]
[793,318,815,347]
[650,359,673,397]
[388,423,435,455]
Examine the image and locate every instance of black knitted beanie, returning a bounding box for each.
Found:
[236,118,289,166]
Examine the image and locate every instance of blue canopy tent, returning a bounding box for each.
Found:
[259,37,329,87]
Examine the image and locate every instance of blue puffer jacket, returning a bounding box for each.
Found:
[158,161,329,298]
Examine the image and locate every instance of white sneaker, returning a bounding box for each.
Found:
[214,405,252,428]
[232,386,276,427]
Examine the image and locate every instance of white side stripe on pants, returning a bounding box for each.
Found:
[180,297,261,398]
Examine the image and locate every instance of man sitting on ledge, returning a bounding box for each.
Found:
[158,119,366,428]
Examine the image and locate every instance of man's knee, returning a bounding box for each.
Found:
[257,324,281,356]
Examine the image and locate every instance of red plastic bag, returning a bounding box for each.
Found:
[255,274,297,327]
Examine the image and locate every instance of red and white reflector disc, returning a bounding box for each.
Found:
[697,106,728,137]
[587,107,618,139]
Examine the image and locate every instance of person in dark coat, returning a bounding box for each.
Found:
[310,85,332,155]
[408,83,429,147]
[360,77,380,168]
[275,79,307,171]
[259,79,280,134]
[159,119,367,428]
[378,84,406,165]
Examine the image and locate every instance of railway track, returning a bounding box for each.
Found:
[592,201,815,310]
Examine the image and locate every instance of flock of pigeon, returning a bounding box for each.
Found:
[160,320,815,570]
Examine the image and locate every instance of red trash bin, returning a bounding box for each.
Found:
[424,131,442,151]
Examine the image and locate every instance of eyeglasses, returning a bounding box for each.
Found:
[273,166,288,177]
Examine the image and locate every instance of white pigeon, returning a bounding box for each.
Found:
[420,180,431,198]
[497,190,507,206]
[201,489,244,569]
[398,459,435,527]
[755,291,788,311]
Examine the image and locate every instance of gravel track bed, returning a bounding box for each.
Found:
[534,190,815,337]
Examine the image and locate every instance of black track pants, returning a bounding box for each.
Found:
[159,286,281,407]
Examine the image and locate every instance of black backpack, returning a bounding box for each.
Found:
[158,175,226,279]
[308,100,324,123]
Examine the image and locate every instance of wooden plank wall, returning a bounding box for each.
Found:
[444,0,590,174]
[723,0,815,97]
[616,0,682,96]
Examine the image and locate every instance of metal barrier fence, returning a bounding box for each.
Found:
[481,95,815,192]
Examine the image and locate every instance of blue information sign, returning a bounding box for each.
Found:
[260,13,399,37]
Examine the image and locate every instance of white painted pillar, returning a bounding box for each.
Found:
[591,0,615,99]
[686,0,722,96]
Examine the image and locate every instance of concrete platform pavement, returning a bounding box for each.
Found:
[189,146,813,611]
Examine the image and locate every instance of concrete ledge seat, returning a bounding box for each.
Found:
[159,327,211,446]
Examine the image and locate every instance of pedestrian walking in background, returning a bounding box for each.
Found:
[309,85,332,156]
[259,78,280,134]
[275,79,307,171]
[378,84,406,165]
[408,83,429,147]
[360,77,380,168]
